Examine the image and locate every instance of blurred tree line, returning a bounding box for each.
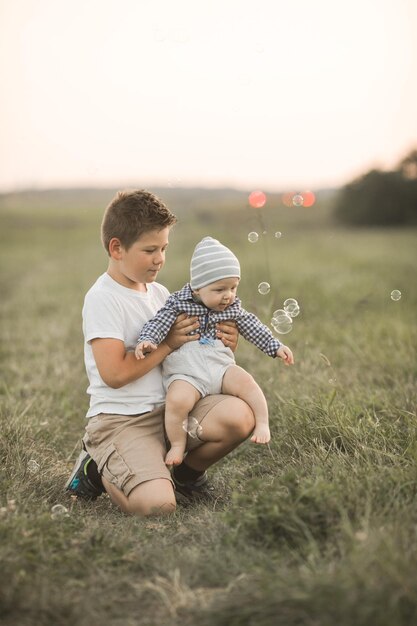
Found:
[334,149,417,226]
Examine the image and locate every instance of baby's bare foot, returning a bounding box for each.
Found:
[250,427,271,444]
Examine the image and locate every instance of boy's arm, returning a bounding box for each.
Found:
[92,314,199,388]
[92,338,171,388]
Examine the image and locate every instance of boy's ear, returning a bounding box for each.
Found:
[108,237,123,259]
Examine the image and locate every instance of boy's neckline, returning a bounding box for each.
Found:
[106,269,147,292]
[104,272,150,295]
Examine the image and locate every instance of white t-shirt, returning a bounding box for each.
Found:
[82,273,170,417]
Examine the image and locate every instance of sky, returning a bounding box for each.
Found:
[1,0,416,193]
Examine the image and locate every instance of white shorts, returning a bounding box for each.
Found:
[163,339,235,397]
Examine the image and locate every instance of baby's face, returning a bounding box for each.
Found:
[193,277,240,311]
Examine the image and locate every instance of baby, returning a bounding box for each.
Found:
[135,236,294,466]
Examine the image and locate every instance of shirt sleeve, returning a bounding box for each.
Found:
[137,296,179,345]
[82,290,125,344]
[235,309,282,357]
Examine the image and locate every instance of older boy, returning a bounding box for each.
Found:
[65,190,255,516]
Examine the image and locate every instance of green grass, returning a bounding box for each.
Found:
[1,189,417,625]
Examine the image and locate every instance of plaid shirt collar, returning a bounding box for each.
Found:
[175,283,241,316]
[177,283,196,302]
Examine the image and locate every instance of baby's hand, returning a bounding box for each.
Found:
[251,424,271,444]
[135,341,157,360]
[277,345,294,366]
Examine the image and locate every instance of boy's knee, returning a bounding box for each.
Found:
[142,500,176,517]
[127,480,177,517]
[129,497,176,517]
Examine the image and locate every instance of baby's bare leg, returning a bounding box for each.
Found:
[165,380,201,466]
[222,365,270,443]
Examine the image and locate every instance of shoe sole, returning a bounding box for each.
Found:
[64,449,89,491]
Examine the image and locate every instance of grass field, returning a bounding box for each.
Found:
[1,189,416,626]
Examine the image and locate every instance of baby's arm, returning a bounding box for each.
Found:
[236,310,294,363]
[137,298,181,347]
[276,345,294,365]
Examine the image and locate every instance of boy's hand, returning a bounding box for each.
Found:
[277,345,294,365]
[165,313,200,351]
[135,341,157,360]
[216,320,239,351]
[251,424,271,444]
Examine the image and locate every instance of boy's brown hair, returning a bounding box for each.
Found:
[101,189,177,254]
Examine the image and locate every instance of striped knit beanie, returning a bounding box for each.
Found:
[190,237,241,289]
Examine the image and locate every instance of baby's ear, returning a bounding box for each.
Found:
[192,289,200,296]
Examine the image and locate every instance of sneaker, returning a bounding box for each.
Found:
[172,470,217,503]
[64,449,104,500]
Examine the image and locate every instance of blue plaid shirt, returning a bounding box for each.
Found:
[138,283,282,358]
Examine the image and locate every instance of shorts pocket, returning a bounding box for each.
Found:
[85,414,110,447]
[98,443,133,492]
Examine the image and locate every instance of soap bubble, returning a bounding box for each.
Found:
[272,309,287,321]
[271,312,293,334]
[258,282,271,295]
[283,298,297,307]
[248,231,259,243]
[182,416,203,439]
[390,290,401,301]
[282,191,315,208]
[51,504,69,519]
[283,298,298,309]
[248,190,266,208]
[274,231,282,239]
[27,459,40,474]
[283,298,300,317]
[287,305,300,317]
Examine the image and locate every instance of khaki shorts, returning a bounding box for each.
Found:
[82,394,231,496]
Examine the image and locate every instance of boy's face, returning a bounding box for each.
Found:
[193,277,240,311]
[112,227,170,287]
